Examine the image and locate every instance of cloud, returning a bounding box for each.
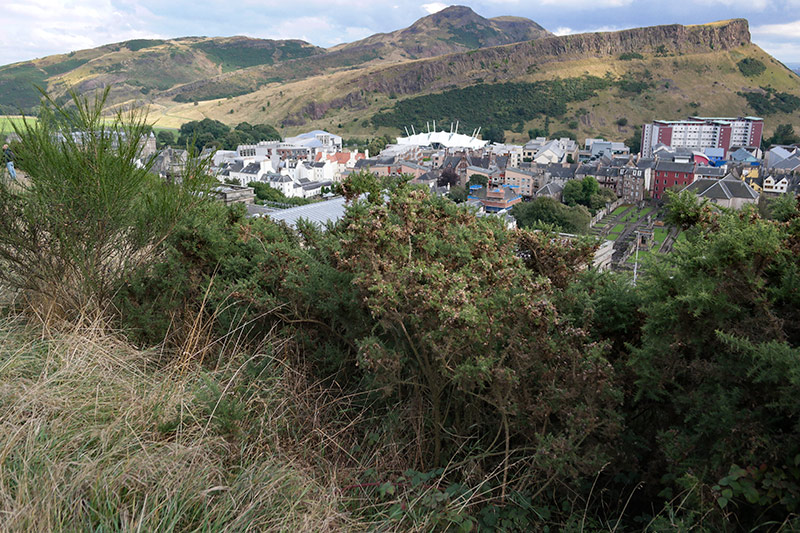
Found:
[553,25,622,35]
[537,0,633,6]
[421,2,449,13]
[0,0,161,64]
[751,20,800,40]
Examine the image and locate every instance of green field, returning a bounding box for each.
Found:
[0,115,36,134]
[611,205,630,216]
[2,115,177,139]
[653,227,669,243]
[611,223,626,233]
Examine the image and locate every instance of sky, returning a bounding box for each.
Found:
[1,0,800,68]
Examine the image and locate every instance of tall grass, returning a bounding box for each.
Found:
[0,315,363,531]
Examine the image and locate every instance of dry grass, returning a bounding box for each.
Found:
[0,314,366,532]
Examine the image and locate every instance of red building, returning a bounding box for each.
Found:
[651,161,696,200]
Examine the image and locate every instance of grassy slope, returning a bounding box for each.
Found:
[148,42,800,142]
[2,22,799,142]
[0,316,363,530]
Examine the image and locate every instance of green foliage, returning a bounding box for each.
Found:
[619,52,644,60]
[156,129,175,148]
[769,193,799,222]
[41,57,90,76]
[0,63,48,113]
[339,185,620,478]
[549,129,576,141]
[447,185,468,203]
[629,194,800,525]
[764,123,800,147]
[482,125,505,143]
[626,126,642,154]
[739,88,800,115]
[248,180,315,206]
[122,39,166,52]
[617,75,651,95]
[0,88,214,318]
[177,119,280,151]
[562,176,616,213]
[372,77,613,134]
[467,174,488,187]
[367,134,393,156]
[511,197,591,234]
[192,40,318,71]
[616,117,628,126]
[737,57,766,77]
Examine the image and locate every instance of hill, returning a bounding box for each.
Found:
[0,36,324,114]
[0,6,548,114]
[329,6,550,61]
[0,9,798,142]
[158,18,800,143]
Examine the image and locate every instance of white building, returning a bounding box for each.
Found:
[395,126,488,150]
[641,117,763,158]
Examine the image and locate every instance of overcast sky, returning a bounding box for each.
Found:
[1,0,799,67]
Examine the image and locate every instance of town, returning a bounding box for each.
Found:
[131,114,798,272]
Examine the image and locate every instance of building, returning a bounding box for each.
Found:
[641,116,763,158]
[651,161,696,200]
[282,130,342,155]
[467,184,522,213]
[214,184,255,206]
[683,174,759,209]
[395,126,488,150]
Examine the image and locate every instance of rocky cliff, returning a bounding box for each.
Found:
[350,19,751,97]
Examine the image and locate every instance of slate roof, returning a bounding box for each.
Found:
[683,175,759,200]
[772,156,800,171]
[266,197,349,229]
[545,164,577,179]
[695,166,726,178]
[441,155,463,169]
[302,180,332,191]
[240,163,260,175]
[654,161,696,173]
[536,182,564,196]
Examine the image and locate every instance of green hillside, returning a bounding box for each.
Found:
[0,11,798,143]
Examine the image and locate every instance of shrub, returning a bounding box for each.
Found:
[0,89,214,320]
[737,58,766,78]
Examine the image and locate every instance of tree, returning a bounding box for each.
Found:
[437,168,459,188]
[765,123,800,147]
[482,125,505,144]
[629,192,800,525]
[562,179,583,207]
[769,193,799,222]
[511,196,591,233]
[156,130,174,148]
[467,174,488,187]
[562,176,615,214]
[367,134,393,156]
[626,126,642,154]
[447,185,468,203]
[337,183,621,487]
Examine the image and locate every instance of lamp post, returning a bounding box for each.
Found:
[633,230,640,286]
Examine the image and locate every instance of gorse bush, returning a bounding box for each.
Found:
[0,89,214,319]
[122,174,622,506]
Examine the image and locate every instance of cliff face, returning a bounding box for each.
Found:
[350,20,751,97]
[266,19,755,127]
